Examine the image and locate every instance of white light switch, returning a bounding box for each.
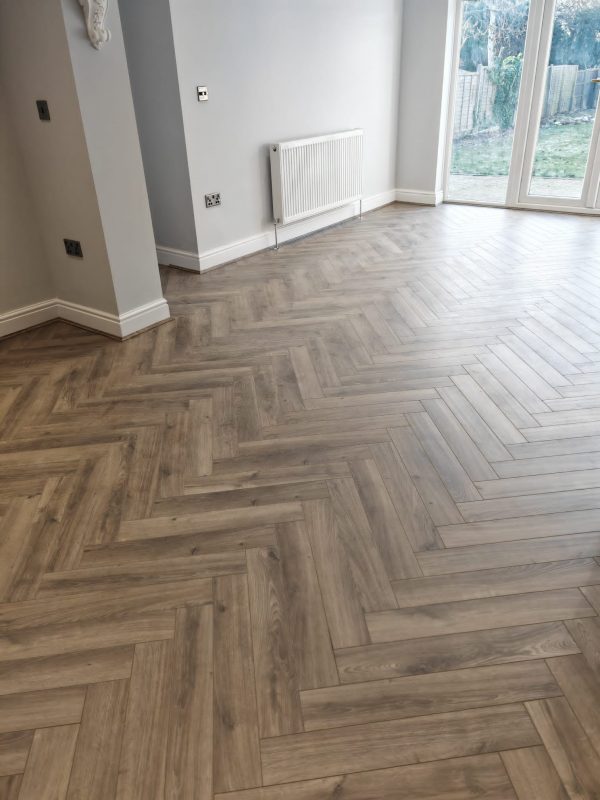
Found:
[197,86,208,102]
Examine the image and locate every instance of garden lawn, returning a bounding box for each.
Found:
[451,120,594,179]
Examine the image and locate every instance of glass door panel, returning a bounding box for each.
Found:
[527,0,600,200]
[447,0,532,204]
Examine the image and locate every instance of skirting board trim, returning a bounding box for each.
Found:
[0,299,58,339]
[0,297,171,340]
[197,189,398,272]
[156,245,201,272]
[395,189,444,206]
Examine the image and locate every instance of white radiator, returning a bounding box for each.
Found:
[270,129,364,227]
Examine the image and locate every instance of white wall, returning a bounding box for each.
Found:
[0,80,52,315]
[169,0,403,258]
[396,0,454,201]
[120,0,198,257]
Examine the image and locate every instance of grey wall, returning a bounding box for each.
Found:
[396,0,454,196]
[0,0,166,325]
[0,80,53,314]
[61,0,165,315]
[0,0,119,314]
[120,0,198,256]
[169,0,403,254]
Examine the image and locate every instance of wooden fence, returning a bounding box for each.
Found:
[454,64,600,136]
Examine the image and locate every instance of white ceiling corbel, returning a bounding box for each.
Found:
[78,0,111,50]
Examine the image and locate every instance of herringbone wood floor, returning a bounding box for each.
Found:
[1,202,600,799]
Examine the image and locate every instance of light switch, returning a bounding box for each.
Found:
[197,86,208,102]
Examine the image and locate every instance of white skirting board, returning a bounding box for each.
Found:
[395,188,444,206]
[156,245,201,272]
[0,297,171,340]
[174,189,397,273]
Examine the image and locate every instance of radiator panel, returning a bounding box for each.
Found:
[270,130,364,226]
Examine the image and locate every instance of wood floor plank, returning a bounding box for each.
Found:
[186,398,213,478]
[275,522,338,690]
[526,697,600,800]
[464,361,539,428]
[116,640,173,800]
[66,679,129,800]
[438,510,600,547]
[476,468,600,500]
[335,622,579,683]
[348,459,422,580]
[213,574,261,793]
[81,525,276,567]
[303,499,370,649]
[121,426,161,521]
[0,686,84,734]
[392,559,600,606]
[215,753,517,799]
[118,502,303,541]
[0,775,21,799]
[0,646,132,696]
[301,661,560,730]
[370,442,443,551]
[417,531,600,575]
[491,451,600,478]
[0,731,32,777]
[0,494,42,602]
[165,605,213,800]
[581,583,600,613]
[388,427,464,525]
[38,552,245,597]
[451,374,526,445]
[565,617,600,676]
[260,704,540,785]
[547,654,600,759]
[366,589,595,643]
[501,746,568,800]
[421,397,498,481]
[406,411,481,502]
[246,546,303,738]
[437,386,513,462]
[18,724,78,800]
[457,488,600,523]
[327,477,398,611]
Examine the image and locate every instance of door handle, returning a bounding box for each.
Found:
[593,78,600,84]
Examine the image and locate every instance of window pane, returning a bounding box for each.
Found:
[448,0,531,204]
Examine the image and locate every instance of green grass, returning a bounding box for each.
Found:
[451,120,594,178]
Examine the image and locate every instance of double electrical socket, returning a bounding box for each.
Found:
[205,193,222,208]
[64,239,83,258]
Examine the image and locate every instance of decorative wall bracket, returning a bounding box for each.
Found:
[78,0,111,50]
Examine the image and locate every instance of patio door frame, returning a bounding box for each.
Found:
[443,0,600,214]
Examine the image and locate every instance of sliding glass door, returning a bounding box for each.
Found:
[445,0,600,213]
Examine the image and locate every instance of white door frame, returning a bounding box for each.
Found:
[443,0,600,214]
